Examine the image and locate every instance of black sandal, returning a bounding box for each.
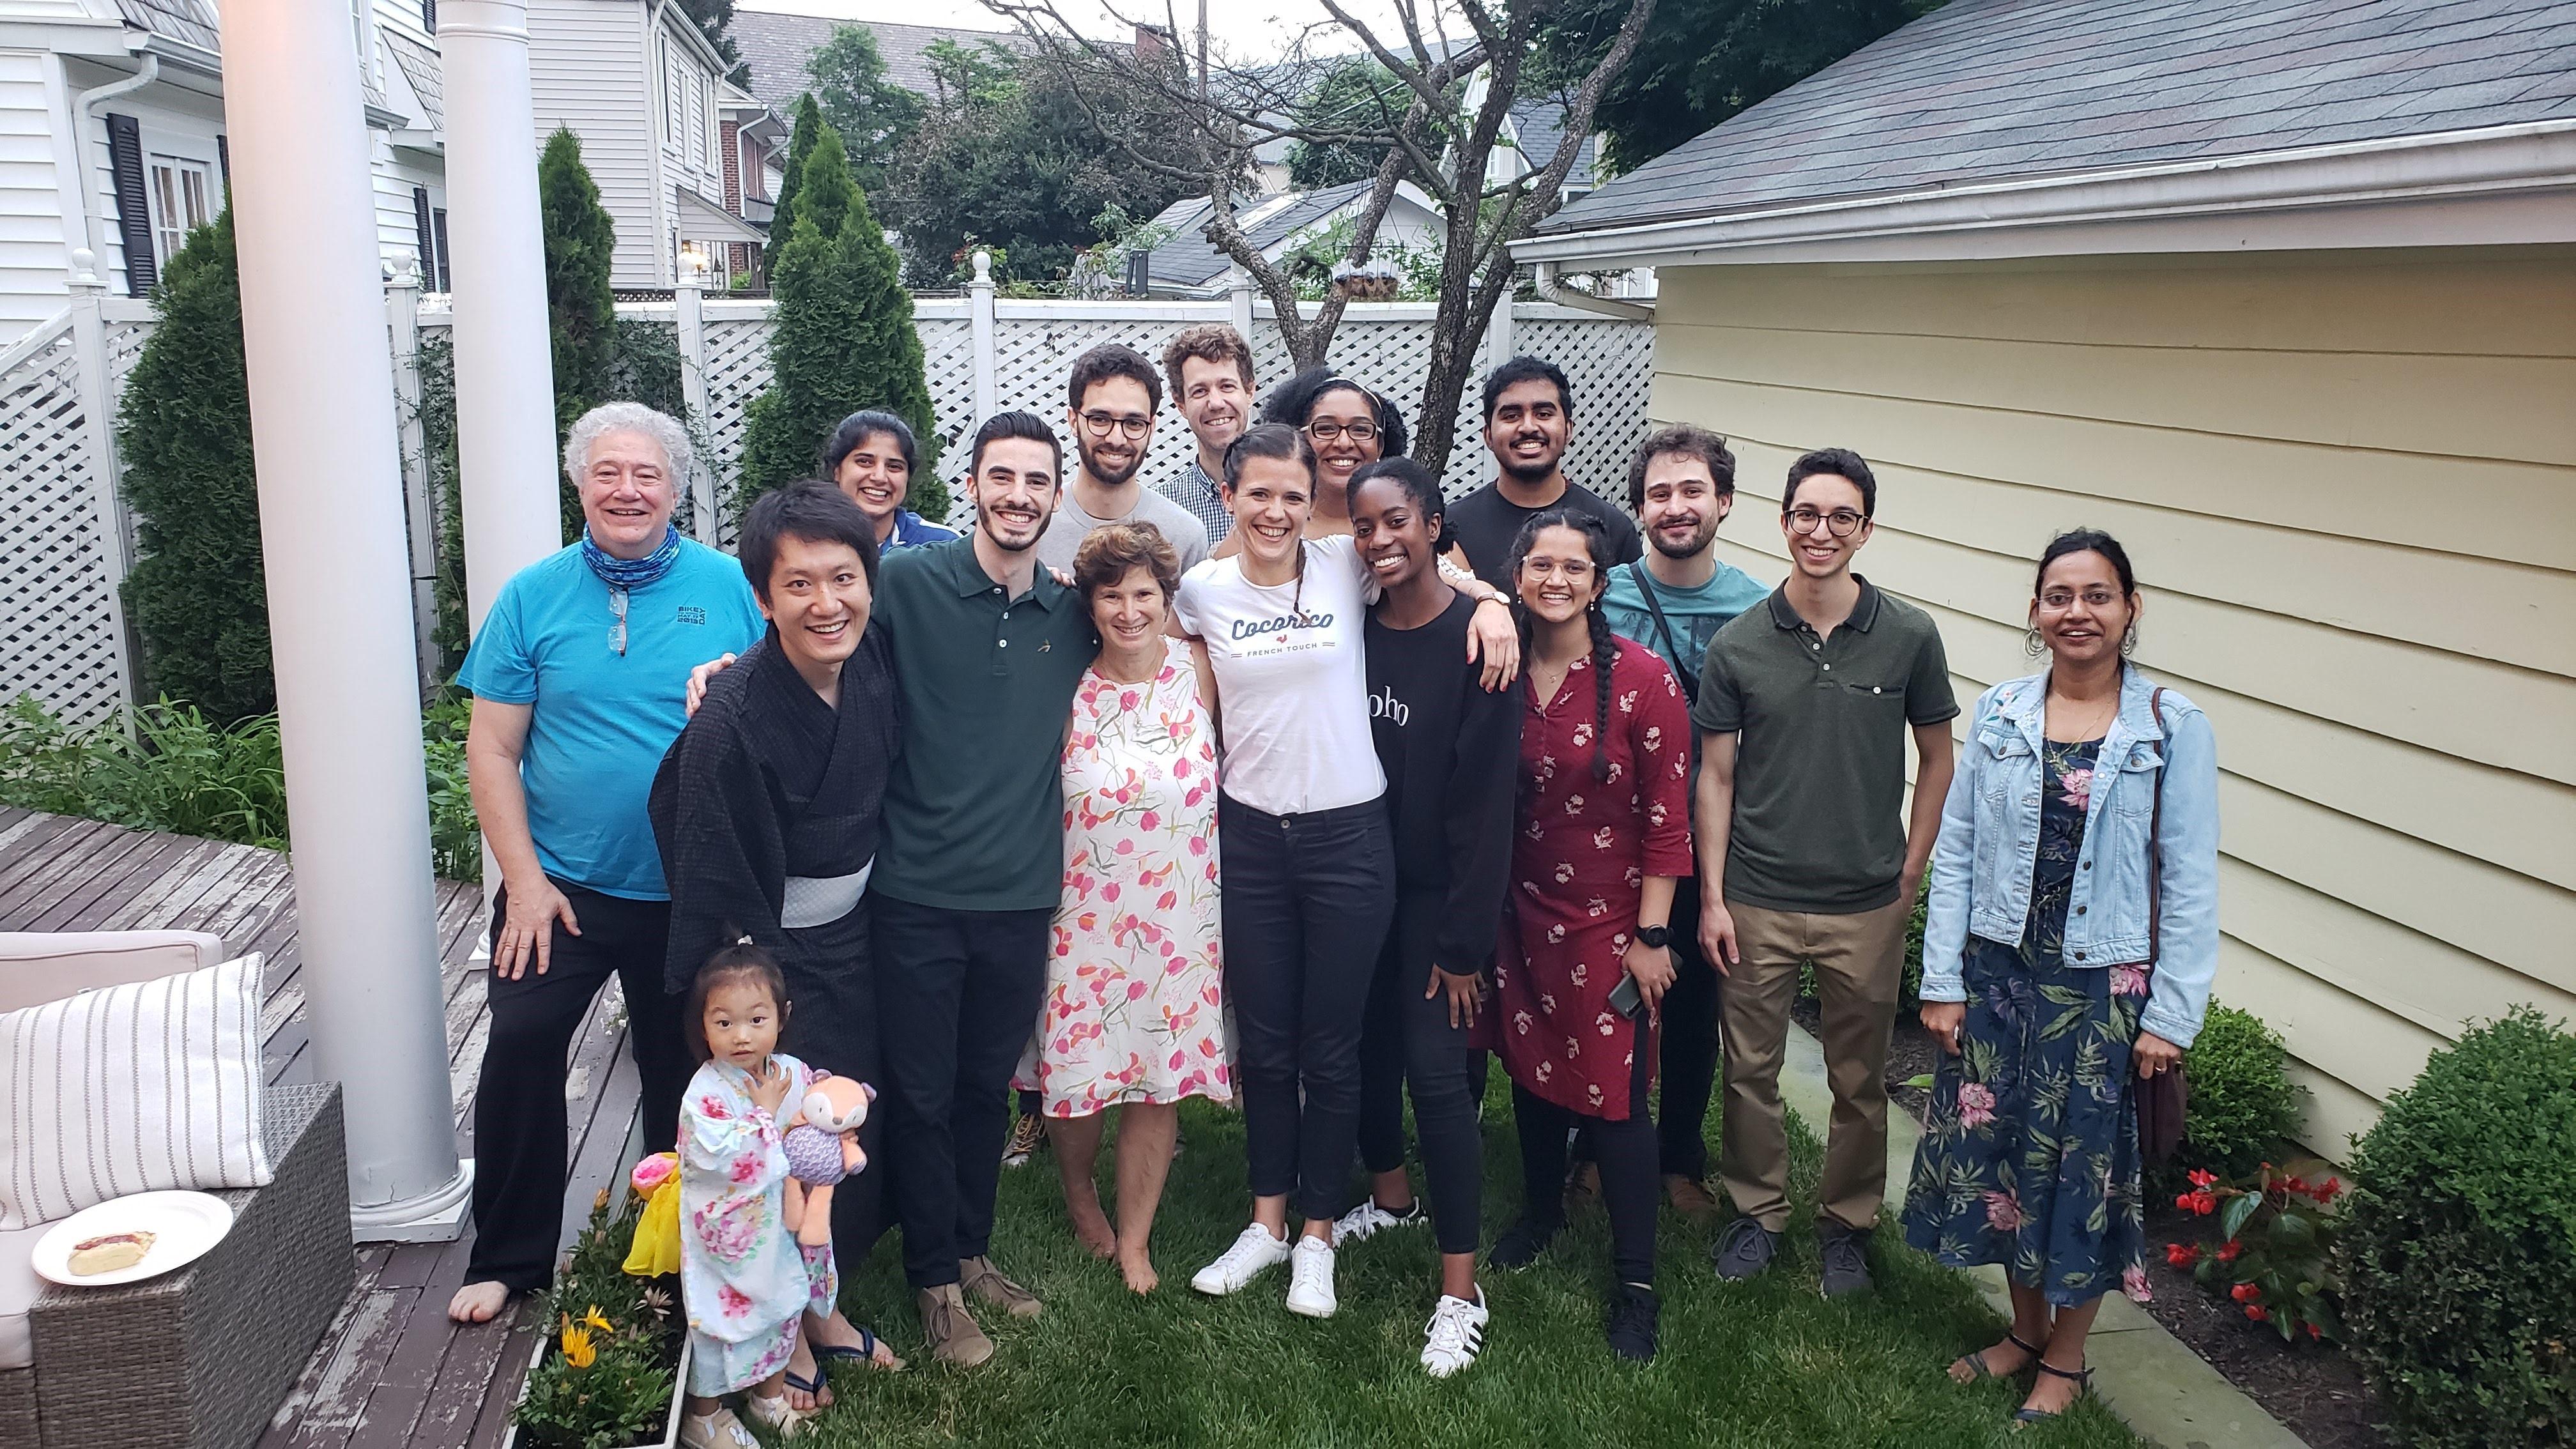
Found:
[1951,1331,2043,1383]
[2014,1359,2093,1424]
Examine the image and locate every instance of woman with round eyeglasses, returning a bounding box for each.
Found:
[1260,367,1410,538]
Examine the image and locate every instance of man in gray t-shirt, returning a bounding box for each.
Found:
[1037,343,1212,575]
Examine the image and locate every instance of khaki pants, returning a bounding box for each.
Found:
[1717,896,1911,1234]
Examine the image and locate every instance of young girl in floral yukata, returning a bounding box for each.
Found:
[1483,510,1693,1364]
[677,946,840,1448]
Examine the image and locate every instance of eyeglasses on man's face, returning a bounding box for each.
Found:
[1304,420,1379,444]
[1080,410,1153,439]
[1784,507,1866,538]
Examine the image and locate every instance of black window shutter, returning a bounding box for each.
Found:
[422,0,435,31]
[105,112,155,296]
[432,208,450,291]
[412,186,435,284]
[215,134,229,194]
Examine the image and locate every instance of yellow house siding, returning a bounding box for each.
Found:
[1654,249,2576,1154]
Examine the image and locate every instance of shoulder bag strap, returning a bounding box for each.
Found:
[2147,684,2167,964]
[1625,561,1698,706]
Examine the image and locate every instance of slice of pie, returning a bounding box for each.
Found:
[66,1230,155,1276]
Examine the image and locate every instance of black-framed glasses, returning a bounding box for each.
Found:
[1304,420,1379,443]
[608,585,629,657]
[1079,410,1152,439]
[1785,507,1866,538]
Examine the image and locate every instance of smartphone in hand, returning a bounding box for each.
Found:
[1607,973,1645,1020]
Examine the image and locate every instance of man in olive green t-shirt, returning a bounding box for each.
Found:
[1691,447,1957,1298]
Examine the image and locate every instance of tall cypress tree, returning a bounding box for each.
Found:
[736,114,941,521]
[118,207,272,721]
[765,95,822,274]
[540,126,617,539]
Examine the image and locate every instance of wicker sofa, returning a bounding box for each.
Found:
[0,931,355,1449]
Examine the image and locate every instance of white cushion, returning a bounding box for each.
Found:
[0,1222,40,1369]
[0,953,273,1230]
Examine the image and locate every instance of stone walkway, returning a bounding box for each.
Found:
[1778,1025,2312,1449]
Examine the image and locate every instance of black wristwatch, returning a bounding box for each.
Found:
[1635,924,1670,949]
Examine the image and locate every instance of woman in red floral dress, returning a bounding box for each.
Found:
[1484,510,1694,1363]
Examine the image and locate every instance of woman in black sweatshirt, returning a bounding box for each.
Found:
[1334,457,1522,1377]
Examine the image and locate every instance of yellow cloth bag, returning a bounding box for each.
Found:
[622,1152,682,1277]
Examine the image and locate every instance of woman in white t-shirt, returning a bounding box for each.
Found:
[1176,424,1514,1322]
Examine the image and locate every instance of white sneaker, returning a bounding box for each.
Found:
[1420,1289,1491,1377]
[1330,1198,1426,1247]
[1192,1222,1292,1296]
[1285,1236,1338,1319]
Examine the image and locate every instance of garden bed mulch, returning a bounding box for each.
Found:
[1835,1005,2396,1449]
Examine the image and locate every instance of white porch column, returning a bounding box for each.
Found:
[968,250,997,424]
[441,0,564,626]
[221,0,471,1235]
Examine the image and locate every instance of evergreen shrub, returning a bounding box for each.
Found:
[2170,1001,2304,1187]
[2340,1008,2576,1448]
[117,208,271,723]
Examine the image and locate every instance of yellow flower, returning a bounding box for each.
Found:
[583,1306,614,1335]
[560,1323,598,1370]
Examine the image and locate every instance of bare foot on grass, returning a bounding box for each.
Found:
[1064,1181,1117,1259]
[448,1280,511,1324]
[1117,1245,1158,1294]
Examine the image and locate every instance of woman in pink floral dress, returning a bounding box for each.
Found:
[1015,523,1228,1293]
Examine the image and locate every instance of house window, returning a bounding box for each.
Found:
[148,154,213,267]
[431,208,450,291]
[661,36,681,156]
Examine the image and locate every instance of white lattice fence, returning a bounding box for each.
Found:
[1516,310,1658,507]
[0,318,128,725]
[916,310,976,475]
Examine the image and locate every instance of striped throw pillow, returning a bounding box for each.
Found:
[0,952,275,1229]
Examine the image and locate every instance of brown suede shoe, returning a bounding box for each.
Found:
[916,1284,993,1367]
[1665,1173,1720,1222]
[1563,1159,1602,1212]
[960,1254,1043,1319]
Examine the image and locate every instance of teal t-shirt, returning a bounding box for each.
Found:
[456,540,764,900]
[1600,556,1772,688]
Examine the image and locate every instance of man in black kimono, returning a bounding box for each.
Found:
[650,481,902,1399]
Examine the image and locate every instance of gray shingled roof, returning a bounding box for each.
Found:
[1540,0,2576,236]
[385,30,443,128]
[113,0,218,52]
[729,12,1035,114]
[1506,98,1597,191]
[1142,180,1378,293]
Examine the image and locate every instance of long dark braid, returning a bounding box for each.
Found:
[1503,507,1620,781]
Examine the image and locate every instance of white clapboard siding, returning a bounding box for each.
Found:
[528,0,657,288]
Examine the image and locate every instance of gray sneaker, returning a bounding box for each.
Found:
[1817,1220,1874,1297]
[1712,1217,1780,1281]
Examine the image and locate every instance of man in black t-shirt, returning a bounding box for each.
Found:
[1441,355,1643,591]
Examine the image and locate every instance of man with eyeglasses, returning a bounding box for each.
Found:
[447,402,764,1327]
[1036,342,1212,575]
[1691,446,1957,1300]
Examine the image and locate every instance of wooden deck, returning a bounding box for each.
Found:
[0,807,643,1449]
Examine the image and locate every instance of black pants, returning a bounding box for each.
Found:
[774,902,885,1277]
[467,880,689,1292]
[1355,887,1483,1255]
[873,896,1050,1290]
[1658,884,1721,1181]
[1220,795,1396,1222]
[1514,1032,1658,1285]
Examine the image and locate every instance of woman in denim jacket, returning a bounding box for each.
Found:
[1902,529,2220,1425]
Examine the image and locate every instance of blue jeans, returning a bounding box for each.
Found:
[1218,794,1397,1222]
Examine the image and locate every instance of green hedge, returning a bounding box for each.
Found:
[2166,1000,2304,1189]
[2340,1007,2576,1447]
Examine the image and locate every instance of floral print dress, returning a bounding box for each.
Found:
[1904,738,2154,1306]
[678,1054,837,1395]
[1015,639,1231,1116]
[1489,638,1694,1120]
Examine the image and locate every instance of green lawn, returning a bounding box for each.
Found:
[799,1079,2143,1448]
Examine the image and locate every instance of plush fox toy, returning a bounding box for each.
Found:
[779,1075,872,1248]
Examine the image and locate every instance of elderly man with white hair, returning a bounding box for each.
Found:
[448,402,764,1326]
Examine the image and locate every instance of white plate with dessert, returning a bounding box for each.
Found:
[31,1191,235,1287]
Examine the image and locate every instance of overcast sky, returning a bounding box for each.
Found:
[730,0,1458,65]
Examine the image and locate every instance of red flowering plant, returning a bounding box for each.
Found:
[2163,1163,2344,1344]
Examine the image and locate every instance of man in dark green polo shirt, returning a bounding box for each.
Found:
[870,410,1096,1366]
[1691,447,1957,1298]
